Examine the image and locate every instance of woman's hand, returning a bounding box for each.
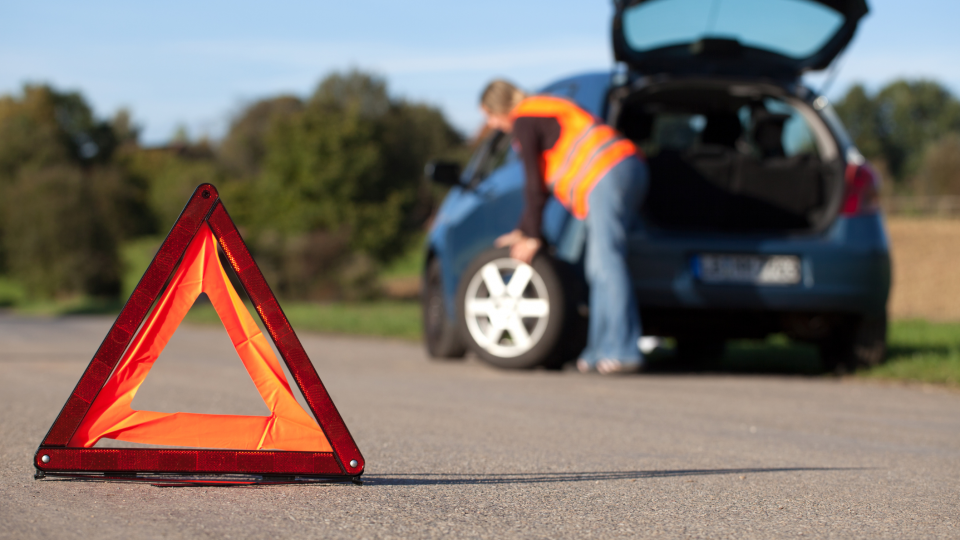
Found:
[495,229,542,265]
[495,229,524,248]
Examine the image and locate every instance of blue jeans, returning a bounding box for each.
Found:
[579,156,648,366]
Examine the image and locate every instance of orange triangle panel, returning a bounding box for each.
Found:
[34,184,364,480]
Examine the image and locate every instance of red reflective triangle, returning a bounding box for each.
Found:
[34,184,364,480]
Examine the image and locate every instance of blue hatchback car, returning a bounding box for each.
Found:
[422,0,889,371]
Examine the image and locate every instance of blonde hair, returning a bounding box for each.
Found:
[480,79,527,115]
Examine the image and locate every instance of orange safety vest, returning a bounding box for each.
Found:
[510,95,640,219]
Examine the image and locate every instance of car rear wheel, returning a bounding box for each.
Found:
[819,312,887,373]
[456,247,573,369]
[422,258,466,359]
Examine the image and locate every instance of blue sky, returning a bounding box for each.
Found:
[2,0,957,144]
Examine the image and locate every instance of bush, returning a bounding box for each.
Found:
[223,71,464,300]
[0,85,150,300]
[218,96,303,179]
[118,144,220,231]
[914,133,960,196]
[0,72,466,304]
[835,80,960,185]
[3,166,120,297]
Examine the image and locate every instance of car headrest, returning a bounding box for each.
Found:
[701,113,742,147]
[753,113,790,158]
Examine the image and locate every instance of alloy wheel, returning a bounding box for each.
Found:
[463,258,550,358]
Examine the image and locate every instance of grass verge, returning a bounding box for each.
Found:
[184,300,422,341]
[648,321,960,386]
[860,319,960,386]
[187,302,960,387]
[4,285,957,386]
[0,276,26,307]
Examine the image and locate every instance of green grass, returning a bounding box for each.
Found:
[860,319,960,386]
[0,275,26,307]
[0,237,163,316]
[380,234,425,280]
[0,275,124,315]
[185,300,422,341]
[13,297,124,316]
[642,321,960,386]
[639,335,824,375]
[5,235,959,387]
[658,323,960,386]
[182,303,960,386]
[723,335,823,375]
[120,236,165,300]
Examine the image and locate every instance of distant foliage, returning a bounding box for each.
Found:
[118,142,222,231]
[218,96,303,180]
[0,71,465,302]
[221,71,464,300]
[915,133,960,196]
[0,86,150,299]
[835,79,960,192]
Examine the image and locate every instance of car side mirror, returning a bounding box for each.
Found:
[425,161,462,187]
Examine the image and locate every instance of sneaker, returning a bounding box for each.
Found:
[597,358,642,375]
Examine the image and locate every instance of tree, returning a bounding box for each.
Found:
[831,84,882,159]
[0,85,148,299]
[232,70,464,299]
[0,72,467,302]
[915,133,960,196]
[4,166,124,297]
[835,79,960,183]
[219,96,303,179]
[117,144,220,232]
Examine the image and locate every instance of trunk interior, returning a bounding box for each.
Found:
[614,82,845,234]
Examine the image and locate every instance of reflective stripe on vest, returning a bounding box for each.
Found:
[510,96,639,219]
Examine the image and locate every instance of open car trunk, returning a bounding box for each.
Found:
[612,0,868,79]
[614,81,845,233]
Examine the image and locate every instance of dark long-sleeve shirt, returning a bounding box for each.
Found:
[512,116,560,240]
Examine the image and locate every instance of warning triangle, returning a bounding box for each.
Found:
[34,184,364,480]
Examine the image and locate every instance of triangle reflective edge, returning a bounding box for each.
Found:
[34,184,364,480]
[72,224,331,452]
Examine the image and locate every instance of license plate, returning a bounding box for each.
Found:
[696,254,801,285]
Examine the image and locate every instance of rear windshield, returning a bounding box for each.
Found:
[638,97,819,159]
[622,0,845,59]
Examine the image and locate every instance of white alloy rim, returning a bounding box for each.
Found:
[463,258,550,358]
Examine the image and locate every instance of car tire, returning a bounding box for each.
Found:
[819,312,887,373]
[675,337,726,369]
[422,258,467,359]
[456,247,578,369]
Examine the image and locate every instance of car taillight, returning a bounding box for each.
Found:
[842,162,881,216]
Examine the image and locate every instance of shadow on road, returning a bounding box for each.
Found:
[640,337,955,377]
[642,339,824,375]
[886,343,954,359]
[363,467,858,486]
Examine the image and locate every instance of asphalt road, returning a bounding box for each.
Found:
[1,313,958,539]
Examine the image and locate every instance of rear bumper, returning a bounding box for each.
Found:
[627,214,891,317]
[641,307,865,341]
